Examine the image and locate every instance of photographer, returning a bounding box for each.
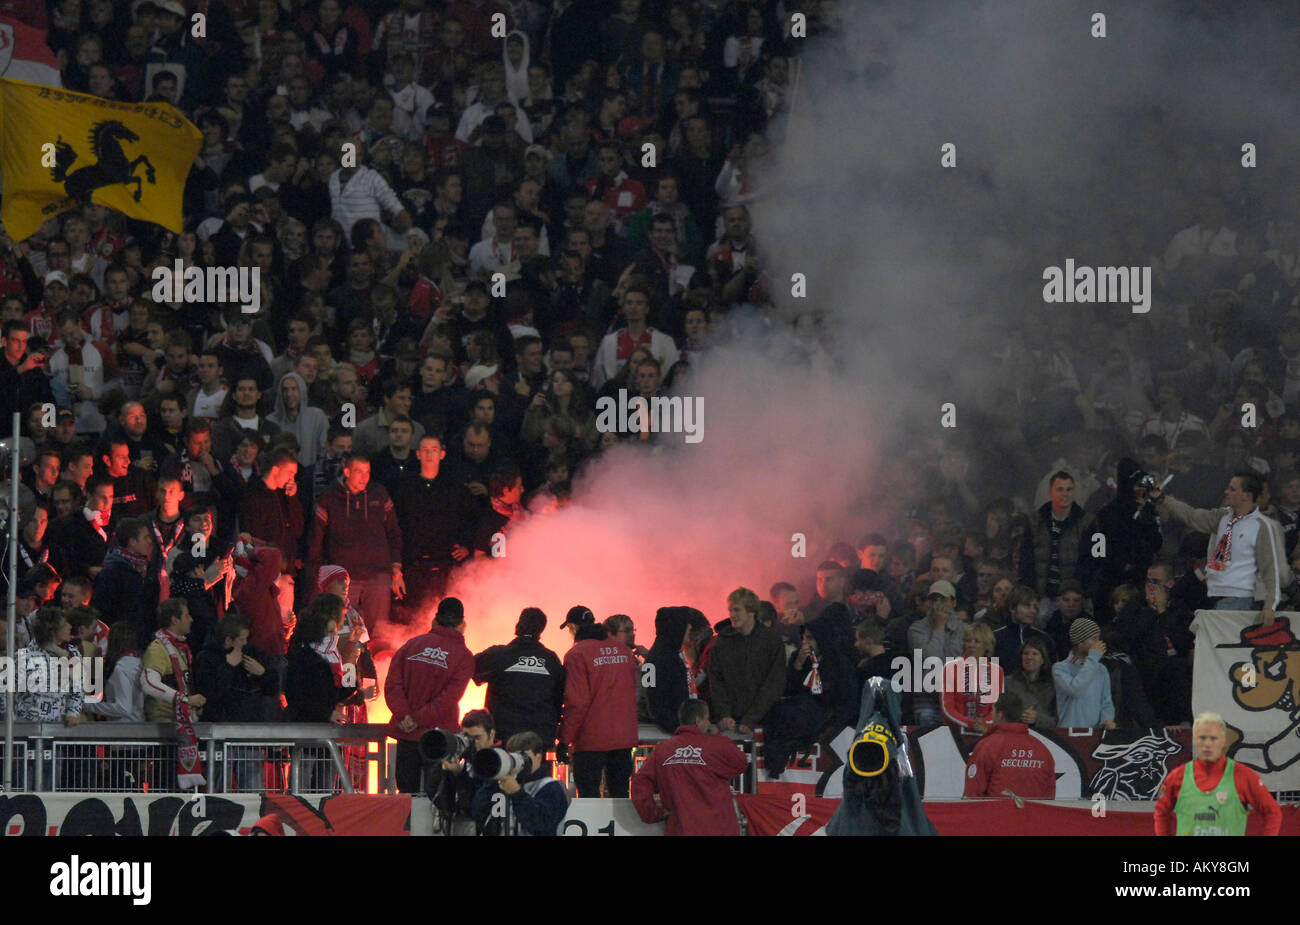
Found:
[425,709,497,836]
[1086,458,1164,621]
[470,731,569,837]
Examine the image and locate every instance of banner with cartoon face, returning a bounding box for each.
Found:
[1190,610,1300,794]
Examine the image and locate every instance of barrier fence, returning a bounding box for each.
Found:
[0,723,759,796]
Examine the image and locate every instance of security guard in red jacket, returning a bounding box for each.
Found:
[631,699,749,835]
[963,692,1056,799]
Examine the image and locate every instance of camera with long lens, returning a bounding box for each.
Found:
[419,729,471,763]
[472,747,530,781]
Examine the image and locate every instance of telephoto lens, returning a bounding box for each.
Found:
[471,747,530,781]
[419,729,470,763]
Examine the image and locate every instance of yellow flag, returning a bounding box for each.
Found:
[0,77,201,241]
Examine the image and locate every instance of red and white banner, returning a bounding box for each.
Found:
[0,16,60,88]
[736,794,1300,836]
[0,792,414,836]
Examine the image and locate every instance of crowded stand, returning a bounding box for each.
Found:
[0,0,1297,840]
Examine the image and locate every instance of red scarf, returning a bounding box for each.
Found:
[155,629,206,789]
[680,647,699,699]
[311,635,345,686]
[1208,511,1249,572]
[803,651,823,694]
[118,546,150,574]
[151,515,185,602]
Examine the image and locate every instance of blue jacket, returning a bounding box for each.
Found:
[472,771,569,836]
[1052,650,1114,726]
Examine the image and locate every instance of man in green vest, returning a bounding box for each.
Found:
[1153,712,1281,835]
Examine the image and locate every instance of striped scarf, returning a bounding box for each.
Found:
[155,629,206,790]
[1208,511,1248,572]
[311,635,345,686]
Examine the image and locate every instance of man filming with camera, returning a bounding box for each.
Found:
[1149,471,1289,626]
[1086,457,1164,621]
[470,731,569,836]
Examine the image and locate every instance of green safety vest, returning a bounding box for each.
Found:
[1174,759,1249,836]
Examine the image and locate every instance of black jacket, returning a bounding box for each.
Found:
[472,635,566,744]
[1087,457,1163,615]
[645,607,693,734]
[92,547,162,650]
[707,619,787,729]
[1020,501,1092,597]
[284,640,357,723]
[391,471,478,564]
[51,515,110,580]
[193,639,278,722]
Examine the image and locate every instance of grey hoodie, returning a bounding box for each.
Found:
[268,370,328,466]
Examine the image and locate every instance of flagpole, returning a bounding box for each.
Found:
[4,412,19,792]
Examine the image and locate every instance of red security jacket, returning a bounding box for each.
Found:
[631,725,748,836]
[962,722,1056,799]
[560,636,639,752]
[384,624,473,741]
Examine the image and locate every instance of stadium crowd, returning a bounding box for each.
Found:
[1,0,1299,803]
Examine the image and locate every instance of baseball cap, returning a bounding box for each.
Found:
[562,605,594,629]
[524,144,551,160]
[464,363,499,390]
[927,579,957,600]
[43,270,69,287]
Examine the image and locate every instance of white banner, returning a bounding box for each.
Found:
[558,799,664,836]
[1189,609,1300,793]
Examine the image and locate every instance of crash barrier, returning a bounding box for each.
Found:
[1,723,390,795]
[0,724,757,796]
[11,791,1298,836]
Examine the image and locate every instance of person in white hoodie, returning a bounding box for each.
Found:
[502,30,530,106]
[268,371,328,469]
[48,310,108,435]
[1151,471,1291,625]
[87,622,145,722]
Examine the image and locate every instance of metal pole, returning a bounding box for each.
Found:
[4,411,20,791]
[325,739,354,794]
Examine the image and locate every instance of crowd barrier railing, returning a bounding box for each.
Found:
[0,723,758,795]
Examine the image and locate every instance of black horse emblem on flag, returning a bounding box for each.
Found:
[50,120,157,204]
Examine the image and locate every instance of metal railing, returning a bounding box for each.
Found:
[1,723,389,794]
[0,723,757,796]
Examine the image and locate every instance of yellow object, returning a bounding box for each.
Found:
[0,78,201,241]
[848,721,896,777]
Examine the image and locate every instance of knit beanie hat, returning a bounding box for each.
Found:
[1069,617,1100,646]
